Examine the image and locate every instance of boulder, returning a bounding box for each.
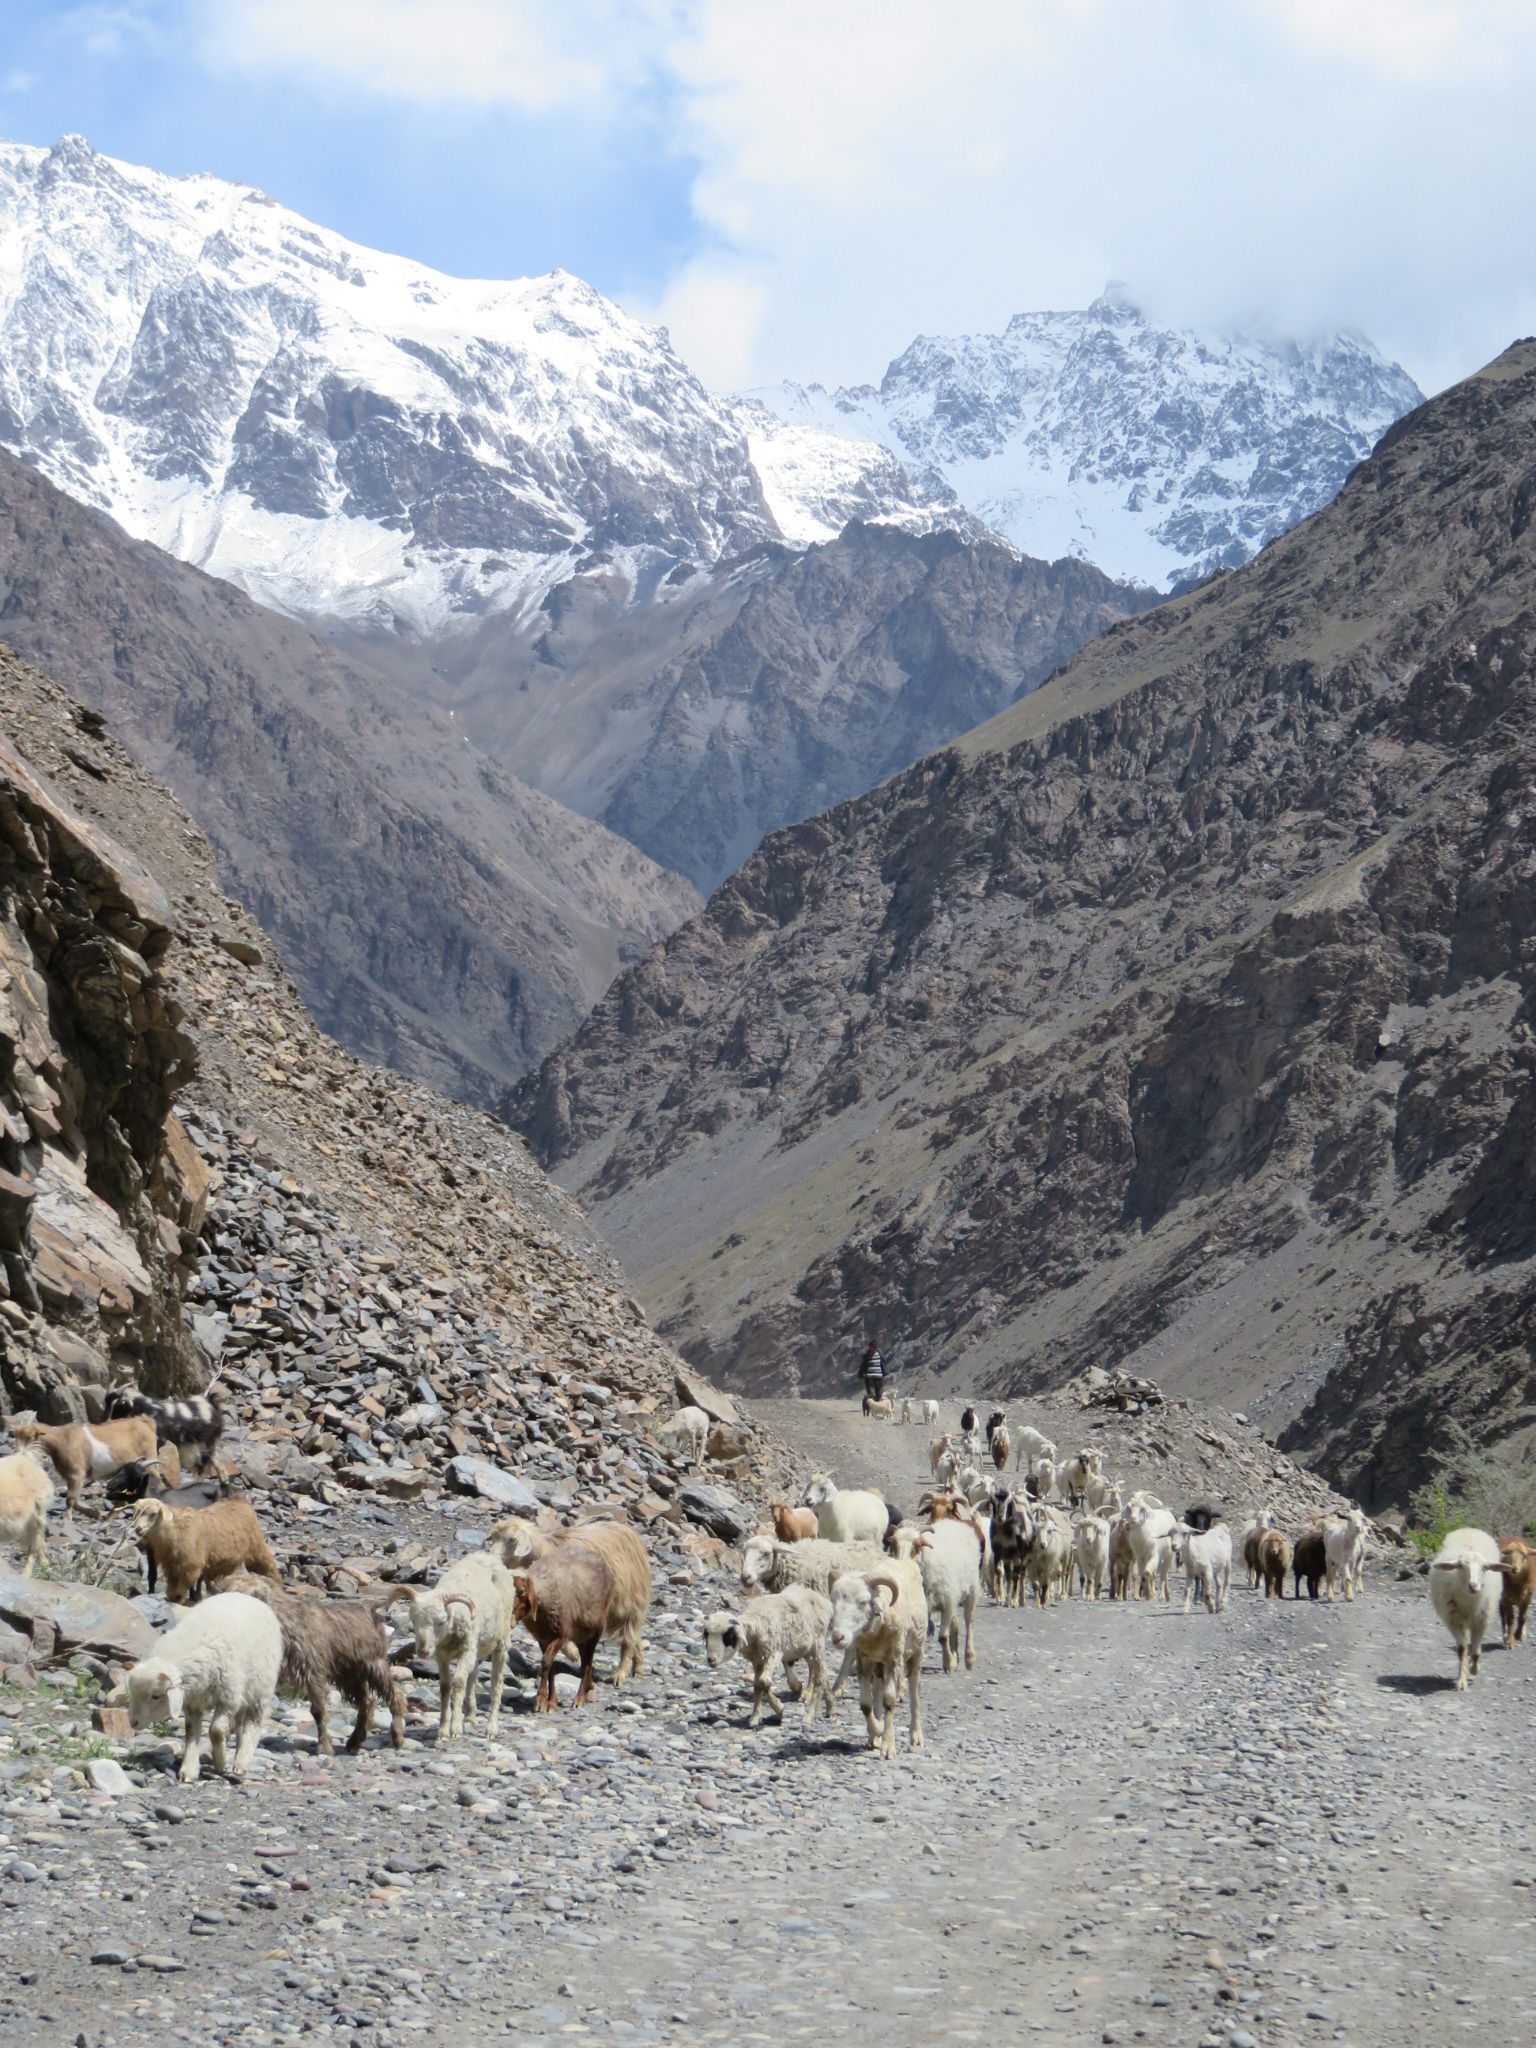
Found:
[445,1456,541,1512]
[84,1758,135,1796]
[676,1481,753,1542]
[673,1365,741,1429]
[0,1572,158,1665]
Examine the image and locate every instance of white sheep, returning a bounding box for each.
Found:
[802,1472,888,1548]
[739,1533,888,1600]
[701,1585,833,1725]
[828,1560,927,1760]
[0,1450,53,1577]
[1324,1507,1369,1601]
[662,1405,710,1464]
[890,1518,981,1672]
[388,1550,516,1741]
[1429,1528,1505,1690]
[1071,1510,1111,1599]
[1174,1521,1233,1614]
[122,1590,282,1783]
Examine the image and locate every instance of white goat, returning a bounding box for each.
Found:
[122,1591,281,1783]
[803,1472,888,1547]
[388,1551,515,1742]
[1127,1502,1178,1602]
[920,1400,941,1426]
[1064,1447,1104,1502]
[1071,1510,1111,1599]
[662,1405,710,1464]
[828,1561,927,1760]
[890,1519,981,1672]
[1013,1427,1056,1472]
[0,1451,53,1577]
[929,1432,957,1477]
[1174,1521,1233,1614]
[1027,1506,1073,1606]
[1324,1507,1369,1601]
[1429,1528,1505,1690]
[702,1586,833,1726]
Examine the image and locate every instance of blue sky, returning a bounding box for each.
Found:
[5,1,1536,396]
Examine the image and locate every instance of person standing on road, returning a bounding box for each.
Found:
[859,1341,886,1402]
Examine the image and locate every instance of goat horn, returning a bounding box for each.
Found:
[442,1594,476,1616]
[865,1571,905,1601]
[381,1587,417,1610]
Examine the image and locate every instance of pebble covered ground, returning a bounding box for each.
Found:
[3,1404,1532,2048]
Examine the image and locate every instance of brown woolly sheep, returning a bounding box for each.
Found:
[512,1544,616,1710]
[487,1515,650,1683]
[1499,1536,1536,1649]
[132,1496,279,1604]
[1258,1528,1294,1599]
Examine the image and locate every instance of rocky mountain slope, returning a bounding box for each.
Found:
[401,522,1157,892]
[0,640,758,1497]
[0,447,696,1103]
[754,284,1422,590]
[0,134,949,635]
[510,343,1536,1507]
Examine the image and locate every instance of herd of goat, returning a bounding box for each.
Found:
[2,1389,1534,1782]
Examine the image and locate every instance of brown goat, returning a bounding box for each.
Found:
[237,1578,405,1755]
[1258,1529,1293,1599]
[132,1497,279,1604]
[770,1500,818,1543]
[512,1545,616,1710]
[1109,1519,1135,1600]
[11,1416,156,1509]
[1292,1524,1327,1600]
[1500,1537,1536,1649]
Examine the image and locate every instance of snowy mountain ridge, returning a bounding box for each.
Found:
[0,134,949,633]
[751,285,1423,589]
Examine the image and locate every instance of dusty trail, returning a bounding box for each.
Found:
[4,1401,1533,2048]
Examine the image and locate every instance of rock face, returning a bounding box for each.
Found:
[754,284,1422,589]
[2,647,782,1508]
[418,522,1157,891]
[509,344,1536,1506]
[1,726,202,1410]
[0,448,697,1103]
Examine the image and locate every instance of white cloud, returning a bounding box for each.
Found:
[183,0,1536,395]
[60,4,161,59]
[4,69,37,93]
[194,0,675,114]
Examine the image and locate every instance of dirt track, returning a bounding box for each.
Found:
[4,1400,1533,2048]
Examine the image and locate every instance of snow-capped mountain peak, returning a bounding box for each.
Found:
[749,287,1423,589]
[0,134,948,631]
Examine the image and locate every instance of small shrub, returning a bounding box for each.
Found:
[1407,1424,1536,1554]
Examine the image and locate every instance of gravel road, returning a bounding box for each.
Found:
[3,1402,1532,2048]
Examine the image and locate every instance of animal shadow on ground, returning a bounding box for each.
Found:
[1377,1672,1456,1696]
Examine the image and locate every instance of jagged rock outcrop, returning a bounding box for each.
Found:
[509,343,1536,1506]
[0,447,697,1104]
[0,722,203,1414]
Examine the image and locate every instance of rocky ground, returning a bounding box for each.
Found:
[4,1398,1528,2048]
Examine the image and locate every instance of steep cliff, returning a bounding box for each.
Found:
[509,345,1536,1504]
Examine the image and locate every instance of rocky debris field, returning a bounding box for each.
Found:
[0,1404,1529,2048]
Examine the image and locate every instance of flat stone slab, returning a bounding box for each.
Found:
[445,1456,541,1511]
[675,1482,753,1542]
[0,1571,159,1664]
[673,1366,741,1430]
